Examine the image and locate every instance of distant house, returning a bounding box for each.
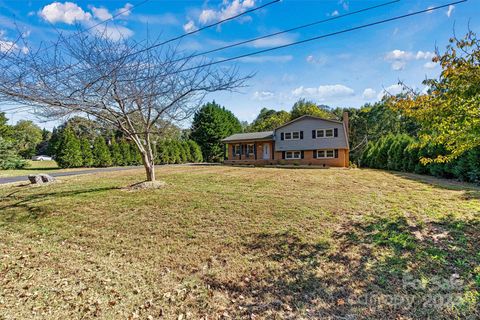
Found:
[221,113,350,167]
[31,155,53,161]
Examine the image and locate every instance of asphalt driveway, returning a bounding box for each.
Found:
[0,166,143,185]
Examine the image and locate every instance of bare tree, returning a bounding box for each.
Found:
[0,29,249,182]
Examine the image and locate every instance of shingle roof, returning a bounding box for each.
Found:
[221,131,273,142]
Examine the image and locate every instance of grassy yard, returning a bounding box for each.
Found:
[0,166,479,319]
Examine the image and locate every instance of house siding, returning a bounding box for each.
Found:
[274,149,349,167]
[275,118,348,151]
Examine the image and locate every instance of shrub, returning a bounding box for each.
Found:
[92,137,112,167]
[56,127,83,168]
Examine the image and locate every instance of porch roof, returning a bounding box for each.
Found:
[221,131,273,143]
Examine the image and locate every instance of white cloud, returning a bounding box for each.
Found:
[39,2,92,24]
[292,84,354,100]
[426,6,435,14]
[385,50,437,70]
[416,51,435,60]
[385,49,414,61]
[362,88,376,100]
[253,91,275,101]
[377,84,403,99]
[252,34,294,48]
[88,23,134,41]
[39,2,135,40]
[190,0,256,27]
[446,5,455,17]
[391,60,406,71]
[331,10,339,16]
[0,39,28,54]
[116,3,134,17]
[183,20,197,32]
[339,0,349,10]
[305,54,327,66]
[424,61,438,69]
[91,7,113,21]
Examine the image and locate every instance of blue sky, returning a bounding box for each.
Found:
[0,0,478,129]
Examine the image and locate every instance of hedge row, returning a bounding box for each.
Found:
[360,134,480,183]
[54,127,203,168]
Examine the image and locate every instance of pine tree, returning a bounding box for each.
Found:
[56,127,83,168]
[120,140,132,165]
[80,138,94,167]
[130,142,142,165]
[188,140,203,163]
[110,138,123,166]
[92,136,112,167]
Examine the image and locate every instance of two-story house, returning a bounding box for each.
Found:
[222,113,350,167]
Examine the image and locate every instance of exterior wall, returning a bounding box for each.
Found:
[273,149,349,167]
[225,145,349,167]
[275,118,348,151]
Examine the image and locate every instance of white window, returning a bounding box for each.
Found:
[246,144,255,155]
[284,131,300,140]
[316,129,335,138]
[286,151,301,159]
[317,149,335,158]
[234,144,241,155]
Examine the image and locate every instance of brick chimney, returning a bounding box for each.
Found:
[343,111,349,138]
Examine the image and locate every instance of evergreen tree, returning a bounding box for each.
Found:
[130,142,142,165]
[92,136,112,167]
[120,140,132,165]
[56,127,83,168]
[0,137,28,169]
[190,101,242,162]
[80,138,94,167]
[188,140,203,162]
[110,138,123,166]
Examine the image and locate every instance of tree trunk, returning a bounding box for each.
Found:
[141,151,156,182]
[144,162,155,182]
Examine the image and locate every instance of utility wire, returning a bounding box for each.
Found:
[120,0,282,59]
[169,0,467,75]
[171,0,400,63]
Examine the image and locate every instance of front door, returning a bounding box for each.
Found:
[263,143,270,160]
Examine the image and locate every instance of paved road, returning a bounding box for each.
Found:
[0,166,143,185]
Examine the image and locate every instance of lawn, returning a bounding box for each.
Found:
[0,166,479,319]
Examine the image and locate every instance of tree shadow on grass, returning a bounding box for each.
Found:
[202,216,480,319]
[390,171,480,200]
[0,186,119,224]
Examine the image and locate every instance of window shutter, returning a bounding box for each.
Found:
[313,150,317,159]
[334,128,338,137]
[335,149,339,158]
[253,144,257,160]
[301,150,304,159]
[312,130,316,139]
[300,131,304,139]
[282,151,285,159]
[281,132,284,140]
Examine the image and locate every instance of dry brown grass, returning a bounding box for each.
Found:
[0,166,479,319]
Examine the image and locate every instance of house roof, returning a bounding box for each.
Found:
[273,115,343,130]
[221,131,273,142]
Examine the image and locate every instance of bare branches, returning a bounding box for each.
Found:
[0,27,249,181]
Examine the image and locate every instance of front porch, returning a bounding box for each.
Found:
[224,140,275,164]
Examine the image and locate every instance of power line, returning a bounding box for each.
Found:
[14,0,281,81]
[171,0,400,63]
[121,0,282,59]
[170,0,467,75]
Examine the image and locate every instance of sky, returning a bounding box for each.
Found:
[0,0,478,130]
